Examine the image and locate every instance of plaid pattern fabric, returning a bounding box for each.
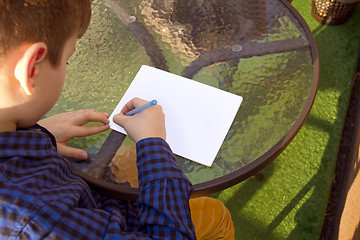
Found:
[0,126,196,239]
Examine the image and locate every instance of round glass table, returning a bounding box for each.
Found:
[47,0,319,200]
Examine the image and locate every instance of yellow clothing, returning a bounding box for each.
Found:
[190,197,235,240]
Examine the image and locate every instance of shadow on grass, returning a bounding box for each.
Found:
[272,115,340,239]
[213,162,277,239]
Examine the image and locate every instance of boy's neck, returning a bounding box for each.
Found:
[0,120,16,132]
[0,108,18,132]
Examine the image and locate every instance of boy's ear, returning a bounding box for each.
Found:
[14,42,47,95]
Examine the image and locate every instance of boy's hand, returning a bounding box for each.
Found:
[38,110,110,160]
[113,98,166,143]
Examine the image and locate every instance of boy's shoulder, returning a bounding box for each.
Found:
[0,125,91,200]
[0,125,57,151]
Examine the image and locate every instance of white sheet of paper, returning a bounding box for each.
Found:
[109,65,243,167]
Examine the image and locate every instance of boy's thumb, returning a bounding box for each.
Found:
[112,112,127,128]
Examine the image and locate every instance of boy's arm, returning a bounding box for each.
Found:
[90,138,196,239]
[135,137,195,238]
[87,138,196,239]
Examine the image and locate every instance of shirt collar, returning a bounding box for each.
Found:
[0,124,58,159]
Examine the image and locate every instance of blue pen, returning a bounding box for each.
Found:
[125,100,157,116]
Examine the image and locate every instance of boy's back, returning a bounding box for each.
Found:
[0,124,195,238]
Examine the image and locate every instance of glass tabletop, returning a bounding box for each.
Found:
[47,0,319,198]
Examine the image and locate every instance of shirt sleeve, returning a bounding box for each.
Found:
[135,138,196,239]
[96,138,196,239]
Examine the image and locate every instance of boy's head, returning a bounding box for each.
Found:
[0,0,91,67]
[0,0,92,131]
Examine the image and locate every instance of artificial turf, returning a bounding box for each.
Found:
[213,1,360,239]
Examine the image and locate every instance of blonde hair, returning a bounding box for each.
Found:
[0,0,91,66]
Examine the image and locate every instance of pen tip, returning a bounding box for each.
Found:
[151,100,157,105]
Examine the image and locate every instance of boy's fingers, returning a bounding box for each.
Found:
[72,124,110,138]
[121,98,148,114]
[58,145,88,160]
[73,111,110,126]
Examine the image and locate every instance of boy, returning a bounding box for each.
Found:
[0,1,234,239]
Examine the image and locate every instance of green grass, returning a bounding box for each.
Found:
[213,1,360,239]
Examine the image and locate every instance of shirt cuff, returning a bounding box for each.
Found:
[136,138,190,185]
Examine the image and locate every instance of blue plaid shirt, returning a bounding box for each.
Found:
[0,125,196,239]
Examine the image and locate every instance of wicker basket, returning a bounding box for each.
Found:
[312,0,358,25]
